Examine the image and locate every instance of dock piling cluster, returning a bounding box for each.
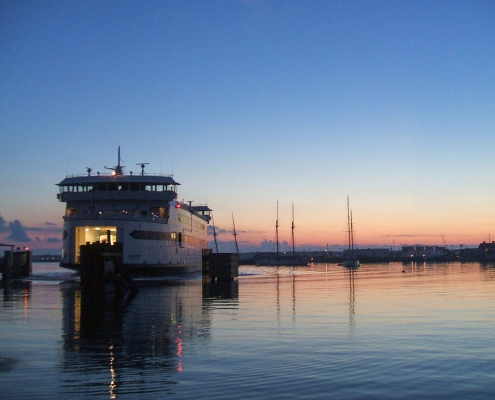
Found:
[1,249,32,283]
[202,250,239,281]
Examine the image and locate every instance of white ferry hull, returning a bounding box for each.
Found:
[61,218,206,275]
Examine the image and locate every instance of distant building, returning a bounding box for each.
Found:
[32,254,62,262]
[477,241,495,261]
[400,246,447,259]
[401,246,415,258]
[343,248,391,259]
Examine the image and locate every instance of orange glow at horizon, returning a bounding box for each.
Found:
[212,222,491,249]
[212,199,494,249]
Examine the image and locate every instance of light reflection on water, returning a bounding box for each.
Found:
[1,262,495,398]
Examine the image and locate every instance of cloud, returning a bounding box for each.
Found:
[208,225,228,235]
[28,225,61,233]
[207,225,231,236]
[208,237,330,253]
[257,239,293,252]
[0,214,61,246]
[0,214,9,233]
[7,220,32,242]
[207,225,253,236]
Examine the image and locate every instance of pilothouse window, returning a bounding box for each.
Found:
[67,208,79,217]
[150,206,169,220]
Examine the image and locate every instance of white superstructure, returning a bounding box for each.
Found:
[57,148,211,275]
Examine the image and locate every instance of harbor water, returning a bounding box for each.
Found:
[1,262,494,399]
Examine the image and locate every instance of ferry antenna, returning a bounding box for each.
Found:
[136,162,149,176]
[105,146,125,175]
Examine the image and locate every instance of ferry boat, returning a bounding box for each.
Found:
[56,148,212,276]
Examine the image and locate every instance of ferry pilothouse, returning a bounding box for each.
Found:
[56,148,212,275]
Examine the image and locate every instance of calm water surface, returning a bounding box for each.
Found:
[1,262,494,399]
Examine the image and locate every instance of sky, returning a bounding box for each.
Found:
[1,0,494,254]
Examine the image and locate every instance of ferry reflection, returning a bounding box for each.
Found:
[60,278,238,396]
[202,278,239,300]
[2,280,31,325]
[2,279,31,303]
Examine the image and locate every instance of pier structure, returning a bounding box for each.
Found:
[78,241,138,337]
[202,249,238,281]
[79,241,138,306]
[1,245,32,282]
[202,249,239,299]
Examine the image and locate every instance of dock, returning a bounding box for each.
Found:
[1,245,32,283]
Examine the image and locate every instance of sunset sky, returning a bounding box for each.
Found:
[1,0,494,253]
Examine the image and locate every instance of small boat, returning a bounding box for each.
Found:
[342,196,359,268]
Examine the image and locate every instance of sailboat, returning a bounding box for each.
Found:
[255,201,309,266]
[342,196,360,268]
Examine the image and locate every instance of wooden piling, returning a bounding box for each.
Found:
[1,250,32,281]
[205,253,239,281]
[79,242,138,306]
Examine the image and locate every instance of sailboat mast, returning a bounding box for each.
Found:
[350,210,354,255]
[212,213,219,253]
[347,195,351,253]
[276,200,279,260]
[342,196,360,268]
[232,213,239,256]
[291,202,295,258]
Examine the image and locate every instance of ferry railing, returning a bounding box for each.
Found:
[58,190,177,202]
[63,213,170,224]
[63,211,210,224]
[63,172,174,178]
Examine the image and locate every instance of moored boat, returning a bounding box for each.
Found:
[255,201,309,267]
[342,195,359,268]
[56,147,211,276]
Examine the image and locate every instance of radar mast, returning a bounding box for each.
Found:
[136,162,149,176]
[105,146,125,175]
